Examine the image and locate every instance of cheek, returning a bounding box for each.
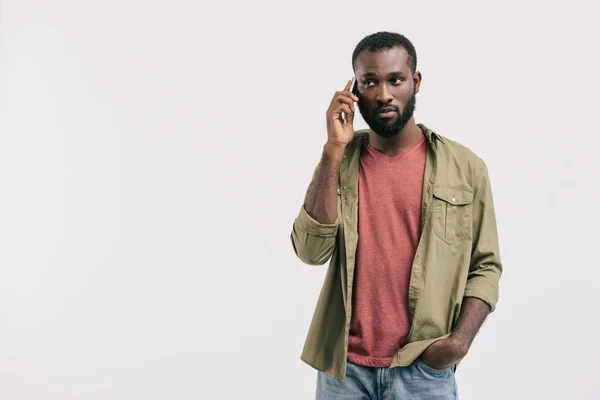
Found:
[357,98,370,111]
[359,95,377,108]
[398,92,414,108]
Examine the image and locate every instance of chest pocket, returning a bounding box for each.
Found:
[432,186,474,245]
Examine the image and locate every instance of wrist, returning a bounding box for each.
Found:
[448,334,470,357]
[323,142,347,160]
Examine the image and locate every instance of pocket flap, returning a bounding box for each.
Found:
[433,186,473,205]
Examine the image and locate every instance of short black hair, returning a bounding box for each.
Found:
[352,31,417,74]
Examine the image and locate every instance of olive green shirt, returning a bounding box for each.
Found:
[290,123,502,381]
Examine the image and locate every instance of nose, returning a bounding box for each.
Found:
[375,83,393,104]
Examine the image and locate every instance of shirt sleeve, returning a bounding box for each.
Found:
[464,158,503,312]
[290,162,340,266]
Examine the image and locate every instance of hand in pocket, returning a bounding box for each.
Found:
[420,336,467,371]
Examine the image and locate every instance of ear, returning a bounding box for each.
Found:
[413,71,422,94]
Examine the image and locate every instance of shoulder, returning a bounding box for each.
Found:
[431,129,491,190]
[437,133,487,172]
[340,129,369,157]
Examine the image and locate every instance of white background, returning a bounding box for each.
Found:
[1,0,599,399]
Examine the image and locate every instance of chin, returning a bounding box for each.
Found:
[377,131,400,138]
[373,126,400,138]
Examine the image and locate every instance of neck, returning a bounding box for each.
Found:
[367,117,423,157]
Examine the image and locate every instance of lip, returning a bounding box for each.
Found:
[376,109,397,118]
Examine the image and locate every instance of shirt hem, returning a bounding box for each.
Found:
[347,352,394,368]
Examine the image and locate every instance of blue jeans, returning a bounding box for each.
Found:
[316,360,459,399]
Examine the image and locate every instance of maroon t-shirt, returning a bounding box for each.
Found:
[347,134,427,367]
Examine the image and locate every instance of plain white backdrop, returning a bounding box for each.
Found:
[0,0,599,399]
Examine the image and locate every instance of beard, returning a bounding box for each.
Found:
[357,89,417,138]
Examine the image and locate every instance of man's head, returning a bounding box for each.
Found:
[352,32,421,138]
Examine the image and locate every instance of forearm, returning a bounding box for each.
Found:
[450,296,490,353]
[304,143,345,224]
[421,297,490,369]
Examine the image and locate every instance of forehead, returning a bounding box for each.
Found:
[354,46,412,76]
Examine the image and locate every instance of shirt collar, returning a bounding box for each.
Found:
[354,123,444,148]
[417,123,444,147]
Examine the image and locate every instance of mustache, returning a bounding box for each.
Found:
[373,104,399,114]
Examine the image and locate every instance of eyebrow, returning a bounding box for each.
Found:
[361,71,407,79]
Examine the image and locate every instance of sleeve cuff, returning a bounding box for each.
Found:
[464,276,499,313]
[294,204,339,237]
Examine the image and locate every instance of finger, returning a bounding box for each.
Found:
[343,78,352,92]
[345,104,354,125]
[340,99,354,112]
[338,104,353,123]
[335,90,359,103]
[334,90,359,102]
[330,103,352,121]
[340,104,352,115]
[327,94,356,118]
[334,93,358,105]
[330,103,346,117]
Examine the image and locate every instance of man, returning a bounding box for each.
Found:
[290,31,502,399]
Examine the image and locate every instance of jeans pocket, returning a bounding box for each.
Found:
[417,359,451,375]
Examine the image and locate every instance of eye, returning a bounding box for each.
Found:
[363,80,374,87]
[391,77,404,84]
